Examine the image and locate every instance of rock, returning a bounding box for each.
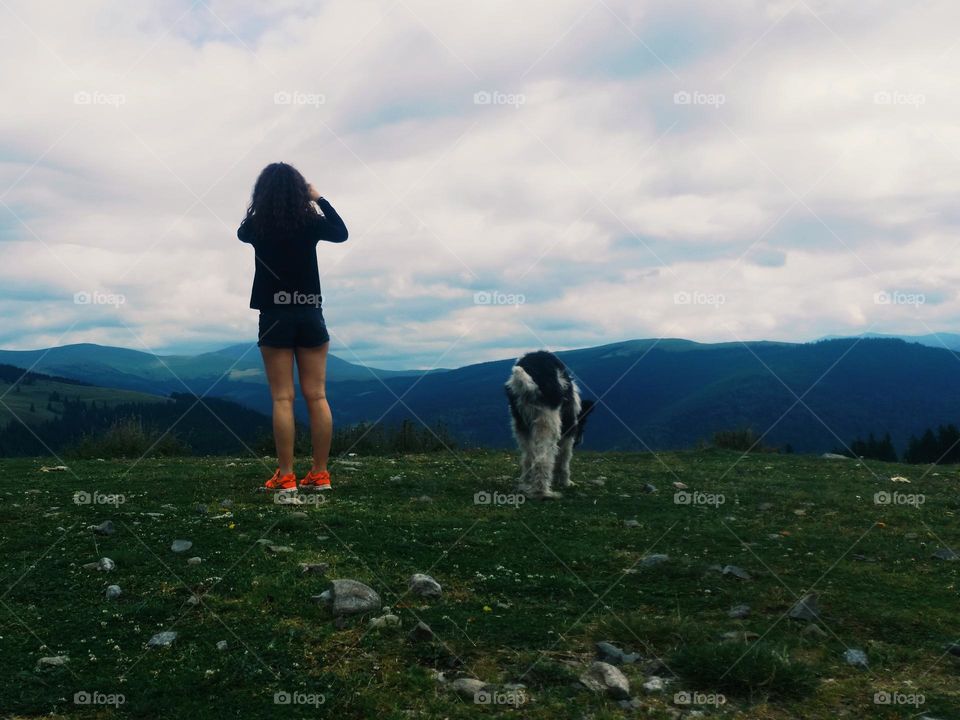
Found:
[642,676,666,693]
[932,548,958,561]
[844,648,868,668]
[623,519,640,528]
[216,640,228,651]
[450,678,489,700]
[619,698,644,710]
[672,481,688,490]
[318,579,381,616]
[186,557,202,565]
[722,630,760,642]
[820,453,849,460]
[90,520,115,536]
[147,631,178,648]
[36,655,69,669]
[758,502,774,511]
[171,540,192,553]
[105,585,122,600]
[728,604,751,619]
[187,595,201,606]
[595,641,640,665]
[39,465,69,472]
[580,661,630,700]
[299,562,330,575]
[414,495,433,503]
[801,623,828,638]
[640,554,669,568]
[722,565,751,580]
[194,503,208,515]
[220,499,234,508]
[92,557,115,572]
[945,642,960,657]
[409,621,435,642]
[368,613,401,630]
[641,483,657,494]
[789,592,821,621]
[409,573,442,598]
[890,475,911,483]
[266,545,294,554]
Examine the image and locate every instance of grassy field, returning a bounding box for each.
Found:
[0,449,958,719]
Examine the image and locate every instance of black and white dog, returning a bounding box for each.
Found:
[505,351,595,500]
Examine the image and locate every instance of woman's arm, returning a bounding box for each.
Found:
[311,196,349,243]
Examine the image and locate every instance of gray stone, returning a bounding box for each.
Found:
[220,499,234,509]
[932,548,958,561]
[318,579,381,616]
[186,556,202,565]
[642,675,666,693]
[187,595,201,606]
[170,539,192,553]
[580,661,630,700]
[640,554,669,568]
[409,573,442,598]
[368,613,401,629]
[147,631,178,648]
[91,520,115,536]
[946,642,960,657]
[409,621,435,642]
[821,453,850,460]
[299,562,330,575]
[641,483,657,494]
[623,519,641,528]
[266,545,294,554]
[450,678,489,700]
[216,640,228,651]
[728,604,751,619]
[96,557,115,572]
[844,648,868,668]
[595,641,640,665]
[105,585,122,600]
[722,565,751,580]
[789,592,821,621]
[36,655,69,670]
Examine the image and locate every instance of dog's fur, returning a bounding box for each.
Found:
[505,351,595,500]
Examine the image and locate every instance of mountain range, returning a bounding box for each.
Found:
[2,334,959,453]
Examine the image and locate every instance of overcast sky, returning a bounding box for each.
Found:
[0,0,957,368]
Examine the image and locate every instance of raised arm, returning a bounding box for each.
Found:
[312,197,349,243]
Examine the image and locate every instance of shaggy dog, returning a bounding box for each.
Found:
[505,351,595,500]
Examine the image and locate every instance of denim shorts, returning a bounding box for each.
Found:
[257,307,330,348]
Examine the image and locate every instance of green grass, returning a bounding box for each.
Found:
[0,450,958,718]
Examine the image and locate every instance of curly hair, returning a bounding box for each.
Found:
[243,162,312,235]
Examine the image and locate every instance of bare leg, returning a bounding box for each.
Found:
[554,437,575,488]
[260,346,296,475]
[296,343,331,473]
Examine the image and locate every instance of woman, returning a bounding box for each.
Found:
[238,162,348,492]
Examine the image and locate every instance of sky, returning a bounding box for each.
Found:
[0,0,958,369]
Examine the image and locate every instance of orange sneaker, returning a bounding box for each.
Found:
[300,469,331,491]
[263,469,297,491]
